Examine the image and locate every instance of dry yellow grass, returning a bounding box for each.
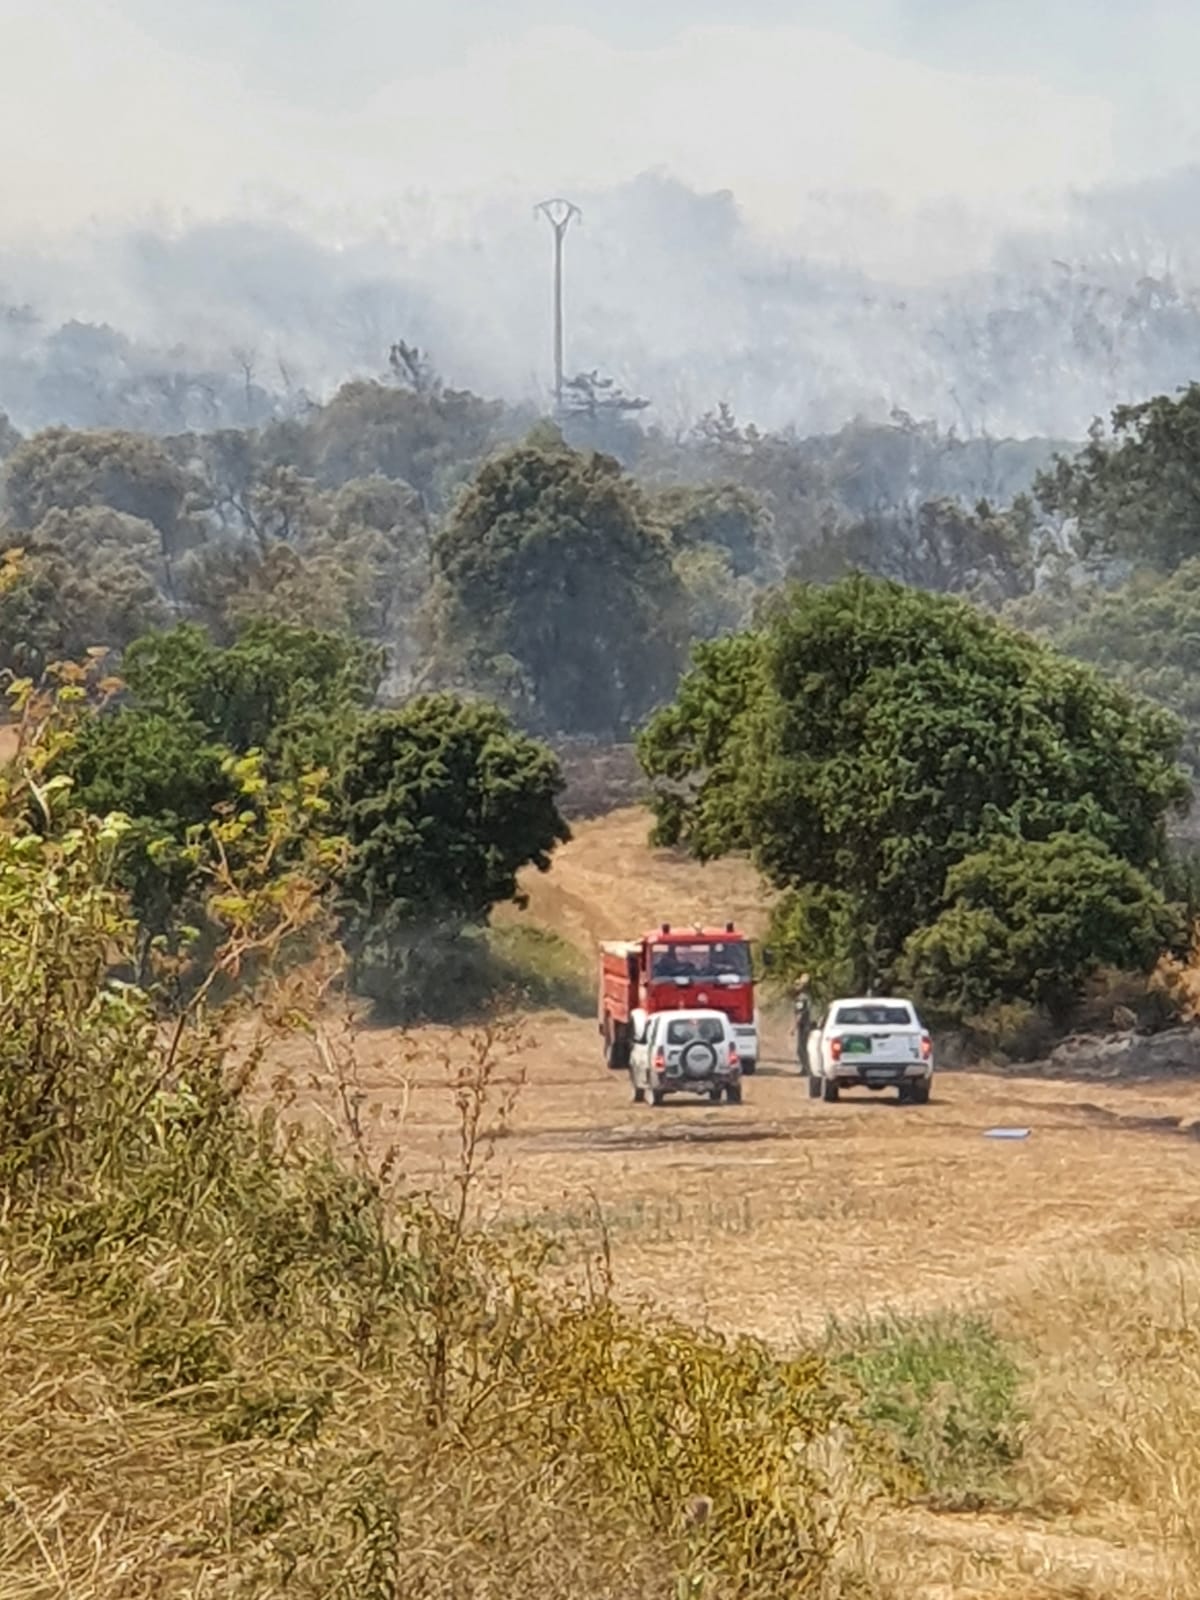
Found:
[259,804,1200,1598]
[11,792,1200,1598]
[494,804,774,953]
[261,1000,1200,1597]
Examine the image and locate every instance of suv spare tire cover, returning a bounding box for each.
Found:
[681,1040,718,1077]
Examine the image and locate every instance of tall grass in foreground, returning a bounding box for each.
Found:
[8,672,1200,1598]
[0,680,890,1600]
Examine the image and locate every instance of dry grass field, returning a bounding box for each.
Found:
[261,806,1200,1597]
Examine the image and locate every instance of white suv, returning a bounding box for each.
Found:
[630,1009,744,1106]
[807,997,933,1105]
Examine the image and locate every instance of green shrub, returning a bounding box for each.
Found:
[0,675,885,1600]
[486,922,592,1014]
[831,1310,1025,1507]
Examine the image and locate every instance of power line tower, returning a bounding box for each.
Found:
[535,198,581,414]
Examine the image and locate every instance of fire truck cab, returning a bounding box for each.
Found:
[599,922,759,1074]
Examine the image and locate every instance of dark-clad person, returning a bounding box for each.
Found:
[791,975,812,1074]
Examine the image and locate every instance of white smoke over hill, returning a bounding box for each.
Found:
[2,167,1200,442]
[4,5,1200,440]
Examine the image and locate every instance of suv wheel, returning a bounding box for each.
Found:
[807,1073,822,1100]
[651,1087,666,1107]
[725,1082,743,1105]
[821,1076,840,1103]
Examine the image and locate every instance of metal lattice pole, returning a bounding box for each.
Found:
[535,199,581,413]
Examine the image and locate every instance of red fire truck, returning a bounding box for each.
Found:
[598,922,759,1074]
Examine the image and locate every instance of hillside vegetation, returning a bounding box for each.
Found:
[10,340,1200,1597]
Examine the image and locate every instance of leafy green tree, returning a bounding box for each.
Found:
[336,694,570,1016]
[0,540,166,678]
[176,539,377,643]
[30,505,164,586]
[434,432,685,737]
[639,575,1188,993]
[1010,558,1200,776]
[53,620,376,963]
[900,833,1176,1022]
[122,620,383,768]
[653,483,774,578]
[60,708,237,961]
[4,427,195,560]
[1037,385,1200,570]
[673,545,756,641]
[295,378,507,505]
[687,405,827,561]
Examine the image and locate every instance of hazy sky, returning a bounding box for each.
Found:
[4,0,1198,265]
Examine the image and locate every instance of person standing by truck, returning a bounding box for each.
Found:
[792,976,813,1074]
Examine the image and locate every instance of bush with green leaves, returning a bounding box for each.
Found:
[640,574,1188,1005]
[335,693,570,1017]
[832,1310,1025,1507]
[53,620,381,967]
[900,832,1179,1025]
[433,430,685,737]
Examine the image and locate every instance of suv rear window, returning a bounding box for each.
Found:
[833,1004,913,1027]
[666,1017,726,1045]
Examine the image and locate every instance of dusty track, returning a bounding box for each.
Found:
[281,1006,1200,1344]
[278,808,1200,1344]
[494,805,773,950]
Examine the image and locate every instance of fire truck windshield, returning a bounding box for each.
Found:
[650,942,751,982]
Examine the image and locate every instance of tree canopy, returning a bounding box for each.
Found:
[1010,557,1200,778]
[900,832,1176,1022]
[122,619,383,765]
[639,574,1189,1000]
[1037,384,1200,571]
[4,427,194,557]
[335,693,570,1014]
[433,432,685,737]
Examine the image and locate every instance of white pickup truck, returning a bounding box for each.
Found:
[806,997,933,1104]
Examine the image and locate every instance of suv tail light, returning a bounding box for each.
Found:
[830,1038,843,1062]
[727,1044,739,1067]
[920,1034,932,1060]
[653,1048,667,1073]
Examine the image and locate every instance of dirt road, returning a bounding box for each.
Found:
[279,1003,1200,1343]
[300,807,1198,1339]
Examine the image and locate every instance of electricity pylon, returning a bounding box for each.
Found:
[535,198,581,414]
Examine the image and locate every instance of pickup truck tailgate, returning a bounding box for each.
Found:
[837,1029,922,1063]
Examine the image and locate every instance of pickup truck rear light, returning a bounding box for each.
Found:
[830,1038,843,1062]
[920,1034,932,1060]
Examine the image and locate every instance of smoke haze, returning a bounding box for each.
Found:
[5,1,1200,439]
